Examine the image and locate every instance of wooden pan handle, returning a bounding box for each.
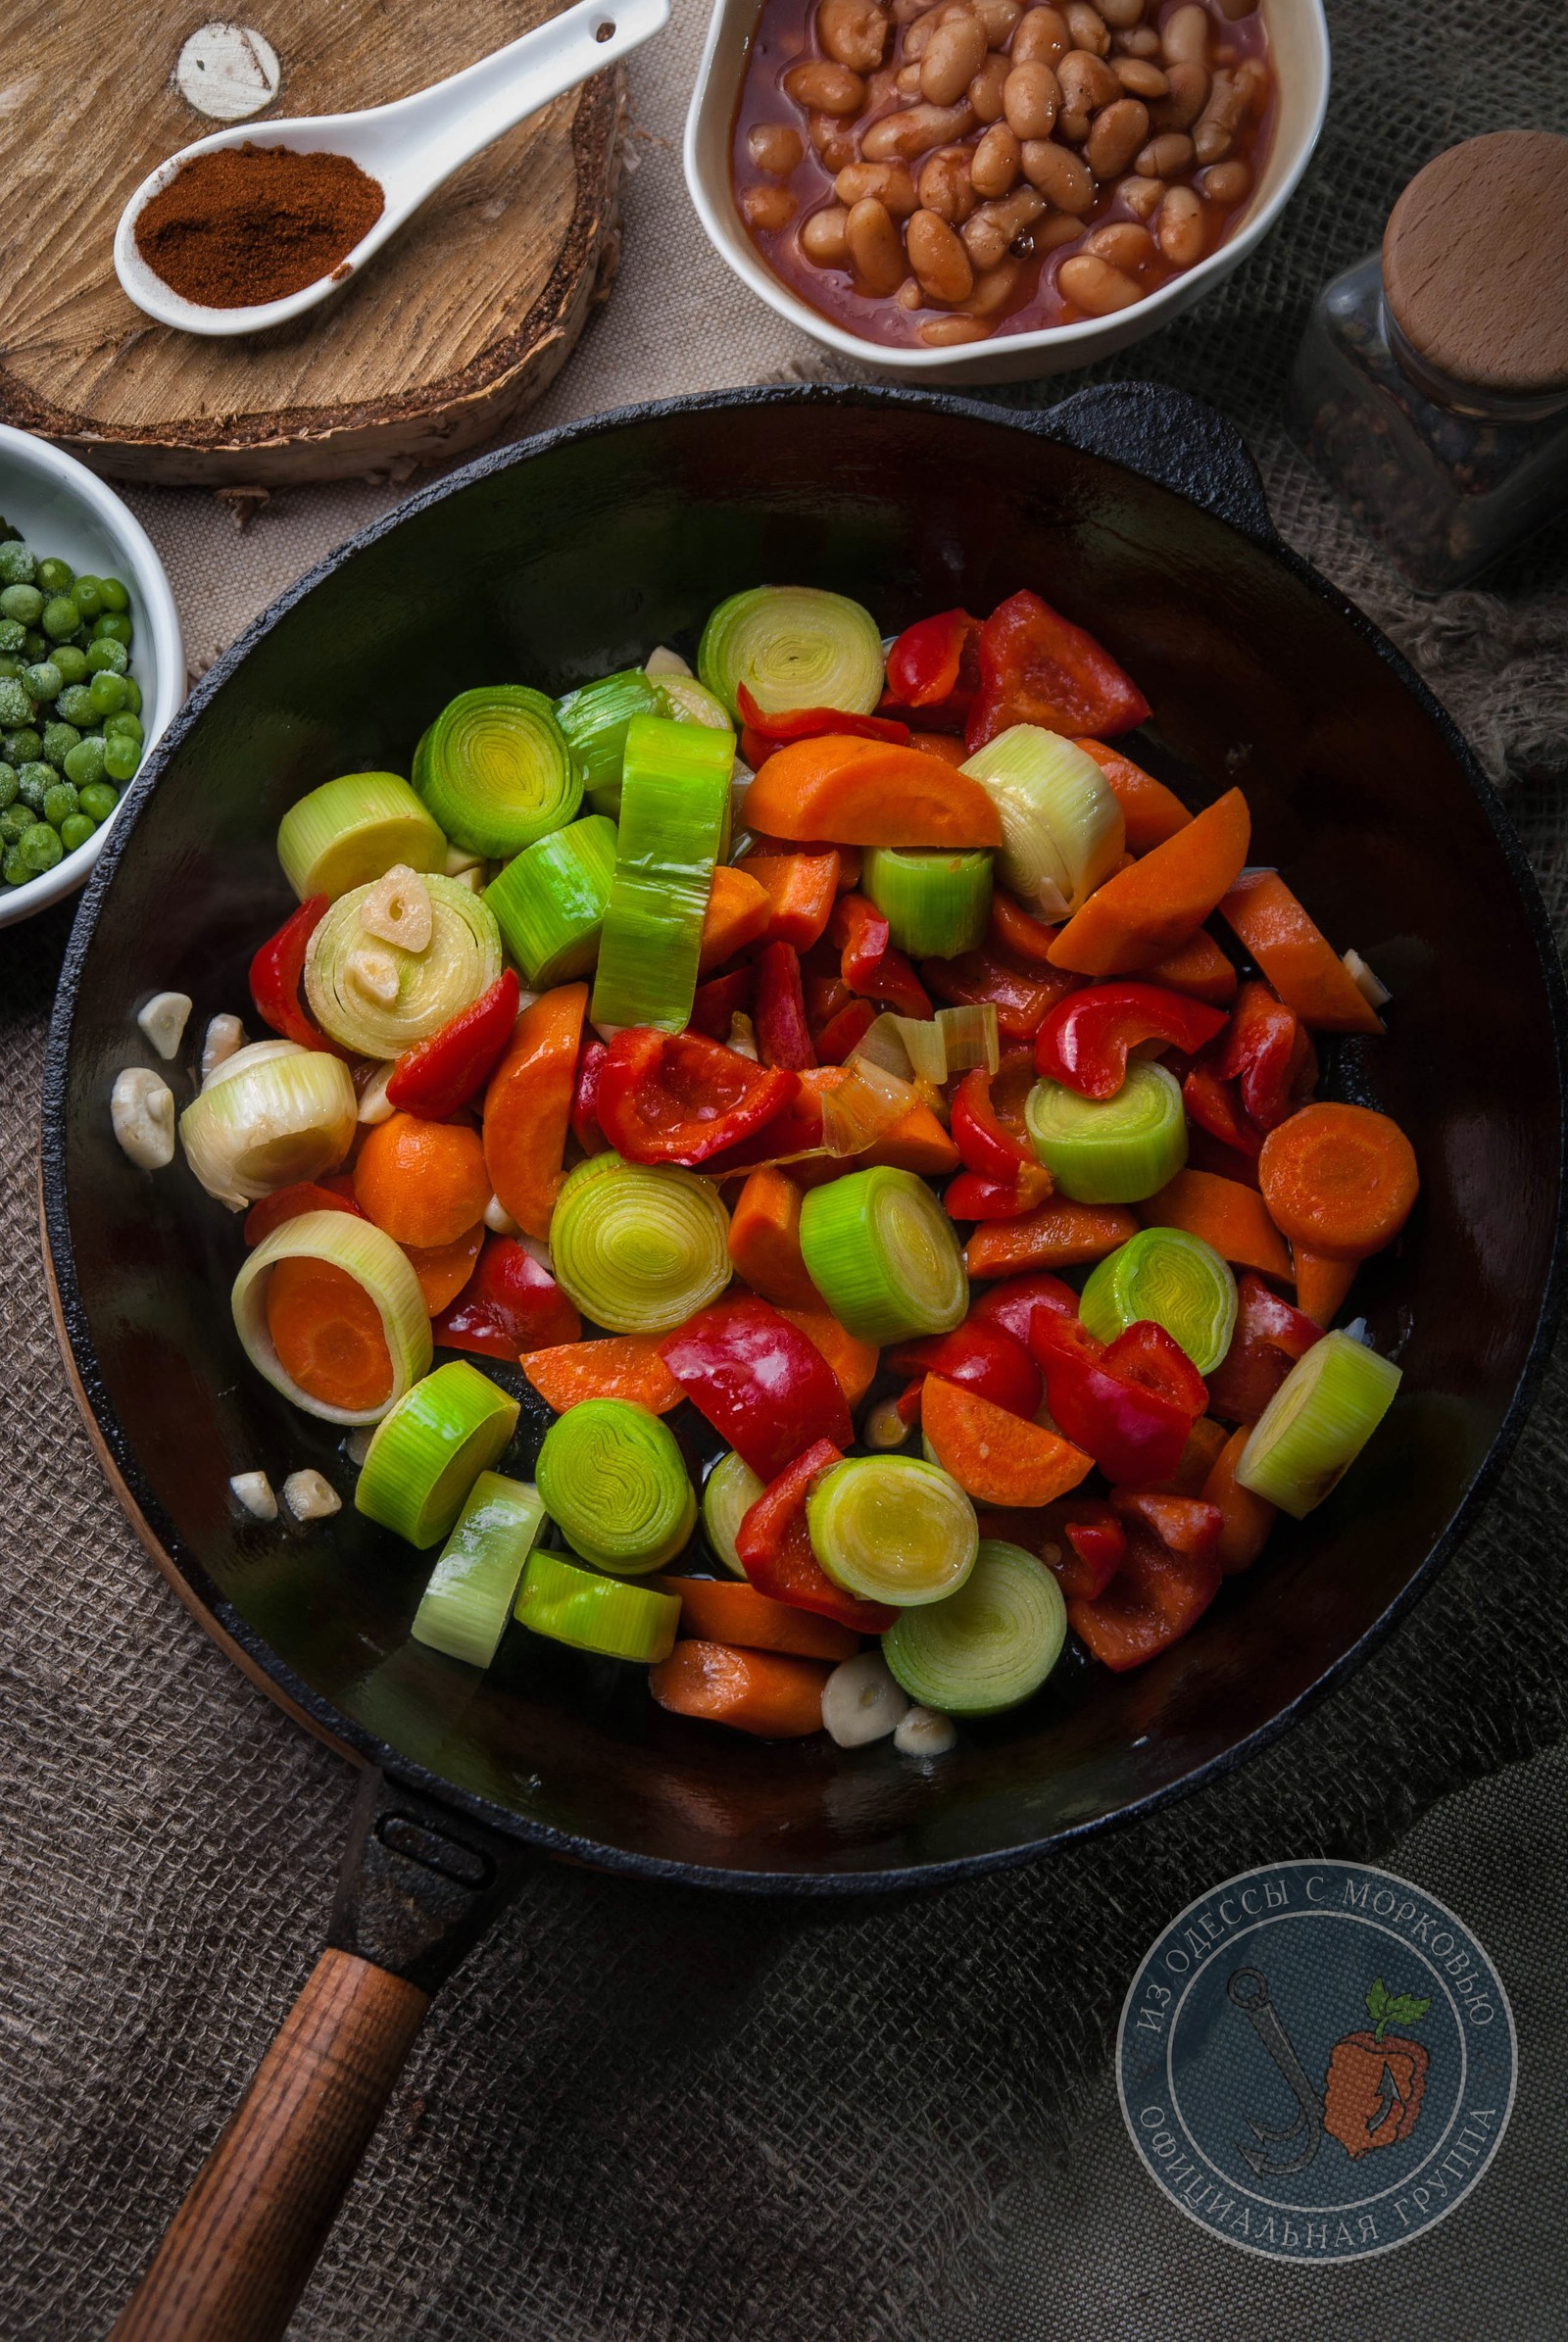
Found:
[110,1949,428,2342]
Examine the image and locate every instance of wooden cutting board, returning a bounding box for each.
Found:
[0,0,623,486]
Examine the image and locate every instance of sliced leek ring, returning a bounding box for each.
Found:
[484,813,618,989]
[960,725,1124,919]
[702,1449,764,1578]
[807,1455,978,1607]
[356,1359,519,1546]
[1079,1227,1238,1376]
[1025,1062,1187,1205]
[883,1540,1066,1714]
[549,1152,732,1336]
[1236,1330,1400,1519]
[411,1471,546,1667]
[698,585,885,721]
[231,1209,431,1426]
[276,772,447,902]
[305,872,502,1057]
[180,1041,358,1206]
[861,848,993,958]
[535,1398,697,1576]
[515,1549,681,1662]
[798,1166,967,1345]
[414,687,582,858]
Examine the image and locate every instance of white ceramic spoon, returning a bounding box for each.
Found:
[115,0,668,337]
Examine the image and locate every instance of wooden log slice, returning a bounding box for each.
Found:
[0,0,623,486]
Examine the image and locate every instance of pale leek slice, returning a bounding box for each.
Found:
[959,725,1124,919]
[180,1041,358,1206]
[703,1449,764,1578]
[1025,1062,1187,1204]
[535,1398,696,1576]
[798,1165,967,1344]
[305,872,502,1057]
[515,1549,681,1662]
[356,1359,519,1547]
[1235,1331,1399,1519]
[590,714,733,1032]
[412,1471,546,1667]
[698,586,885,721]
[883,1540,1066,1714]
[484,814,618,988]
[807,1455,978,1607]
[938,1001,1001,1075]
[1080,1227,1238,1376]
[549,1152,732,1334]
[232,1209,431,1426]
[657,674,732,732]
[413,687,582,858]
[861,848,993,958]
[276,772,447,902]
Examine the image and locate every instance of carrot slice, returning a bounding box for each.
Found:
[743,735,1004,848]
[519,1333,683,1414]
[699,865,773,973]
[1257,1103,1418,1259]
[1293,1245,1357,1327]
[483,983,587,1241]
[735,850,842,951]
[403,1221,485,1314]
[921,1375,1093,1507]
[1145,930,1238,1006]
[265,1255,393,1414]
[777,1303,880,1406]
[965,1198,1139,1278]
[1218,870,1384,1035]
[1152,1414,1232,1495]
[1048,789,1251,976]
[727,1166,820,1307]
[1140,1167,1293,1282]
[1075,738,1194,852]
[653,1578,859,1661]
[649,1639,832,1736]
[1201,1425,1277,1574]
[354,1113,490,1249]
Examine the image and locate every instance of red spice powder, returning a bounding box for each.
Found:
[135,143,384,310]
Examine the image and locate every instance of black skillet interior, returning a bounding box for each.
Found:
[43,385,1566,1890]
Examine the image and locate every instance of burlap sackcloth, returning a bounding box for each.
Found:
[3,2,1567,2335]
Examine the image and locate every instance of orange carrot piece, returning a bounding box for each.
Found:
[1201,1425,1277,1574]
[1140,1167,1293,1282]
[777,1303,880,1406]
[727,1167,820,1307]
[1257,1103,1418,1260]
[403,1221,485,1314]
[736,850,841,951]
[1293,1245,1357,1327]
[743,735,1004,849]
[862,1099,961,1177]
[1153,1415,1232,1495]
[921,1375,1093,1507]
[649,1639,832,1736]
[1218,870,1384,1035]
[354,1112,490,1249]
[1075,739,1194,852]
[965,1198,1139,1278]
[519,1333,682,1414]
[1146,929,1238,1006]
[908,731,969,768]
[698,864,772,973]
[265,1256,393,1414]
[1048,789,1251,976]
[653,1578,859,1662]
[482,983,587,1241]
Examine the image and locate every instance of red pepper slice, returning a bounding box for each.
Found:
[1205,1271,1322,1425]
[829,893,931,1018]
[698,1083,829,1177]
[1028,1312,1204,1485]
[882,609,982,726]
[1067,1491,1223,1671]
[965,588,1152,753]
[734,1438,896,1633]
[988,893,1060,966]
[243,1179,364,1248]
[887,1321,1042,1420]
[736,682,911,763]
[753,940,817,1071]
[689,967,755,1042]
[661,1295,852,1480]
[1182,1056,1264,1158]
[1044,1498,1128,1601]
[970,1272,1079,1352]
[384,970,520,1121]
[569,1037,609,1155]
[943,1166,1054,1219]
[815,998,876,1064]
[1035,981,1228,1099]
[952,1062,1038,1180]
[249,895,347,1056]
[923,939,1074,1040]
[597,1027,799,1165]
[1216,980,1313,1134]
[431,1233,581,1360]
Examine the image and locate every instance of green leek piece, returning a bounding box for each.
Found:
[413,686,582,858]
[590,714,733,1032]
[231,1208,431,1427]
[798,1165,966,1345]
[861,848,993,958]
[535,1398,696,1576]
[703,1448,764,1578]
[549,1152,732,1334]
[556,669,662,818]
[698,585,885,721]
[959,724,1124,919]
[656,673,731,732]
[411,1471,546,1666]
[1236,1330,1399,1519]
[883,1540,1067,1714]
[807,1455,978,1607]
[1025,1061,1187,1205]
[515,1548,681,1662]
[304,871,502,1057]
[276,772,446,902]
[356,1359,519,1548]
[182,1040,357,1206]
[1079,1226,1238,1377]
[484,814,618,988]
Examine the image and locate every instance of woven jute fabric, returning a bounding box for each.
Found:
[2,1,1566,2335]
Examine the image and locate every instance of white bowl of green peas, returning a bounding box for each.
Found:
[0,426,184,929]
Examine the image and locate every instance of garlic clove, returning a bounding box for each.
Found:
[484,1193,520,1236]
[230,1470,277,1521]
[822,1651,908,1747]
[111,1066,176,1169]
[894,1705,957,1758]
[201,1012,247,1086]
[136,991,193,1062]
[645,645,694,677]
[283,1467,342,1523]
[346,944,402,1006]
[355,1061,397,1125]
[359,863,433,952]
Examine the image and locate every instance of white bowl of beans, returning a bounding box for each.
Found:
[685,0,1328,378]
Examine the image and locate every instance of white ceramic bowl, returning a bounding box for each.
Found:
[0,427,184,929]
[685,0,1329,383]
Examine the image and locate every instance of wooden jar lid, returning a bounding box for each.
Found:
[1382,130,1568,399]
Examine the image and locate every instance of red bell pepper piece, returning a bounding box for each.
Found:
[1035,982,1227,1099]
[1067,1491,1223,1671]
[384,970,520,1121]
[887,1321,1042,1420]
[882,609,982,728]
[815,998,877,1064]
[1045,1498,1128,1601]
[1205,1271,1322,1425]
[569,1038,609,1155]
[243,1179,364,1248]
[1183,1057,1264,1158]
[661,1296,852,1481]
[969,1271,1079,1351]
[431,1234,581,1360]
[1216,980,1314,1134]
[698,1083,829,1177]
[597,1027,799,1165]
[1028,1313,1204,1486]
[736,681,911,760]
[952,1063,1036,1180]
[735,1439,896,1633]
[753,941,817,1071]
[249,895,347,1056]
[923,936,1074,1040]
[965,589,1152,752]
[988,893,1060,966]
[944,1166,1054,1219]
[829,893,931,1018]
[689,967,754,1042]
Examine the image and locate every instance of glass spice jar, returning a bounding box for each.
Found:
[1287,130,1568,593]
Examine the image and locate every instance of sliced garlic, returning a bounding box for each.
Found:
[484,1193,520,1236]
[1343,948,1392,1010]
[346,944,401,1006]
[136,991,193,1062]
[727,1011,759,1061]
[645,645,693,678]
[822,1652,908,1748]
[355,1061,396,1125]
[862,1396,911,1451]
[283,1468,342,1523]
[895,1706,957,1758]
[111,1067,176,1169]
[230,1470,277,1521]
[344,1427,375,1467]
[359,864,433,952]
[201,1012,247,1086]
[445,863,488,895]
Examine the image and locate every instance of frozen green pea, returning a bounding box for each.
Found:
[19,821,63,872]
[3,846,28,886]
[56,683,97,727]
[65,737,108,789]
[41,595,80,643]
[42,781,77,827]
[92,610,133,647]
[103,733,141,783]
[3,727,41,765]
[60,812,95,853]
[85,638,127,677]
[22,631,46,663]
[0,677,29,727]
[78,780,118,822]
[0,763,15,807]
[104,712,143,745]
[52,644,88,685]
[0,618,24,656]
[0,543,36,586]
[18,761,53,809]
[24,660,64,705]
[97,576,129,613]
[123,677,142,715]
[41,722,80,769]
[71,574,103,620]
[0,804,32,844]
[0,659,21,683]
[88,668,128,715]
[36,558,74,595]
[0,583,43,626]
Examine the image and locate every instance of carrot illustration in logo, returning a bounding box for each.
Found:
[1322,1977,1431,2159]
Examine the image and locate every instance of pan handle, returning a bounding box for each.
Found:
[110,1768,535,2342]
[1037,382,1280,547]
